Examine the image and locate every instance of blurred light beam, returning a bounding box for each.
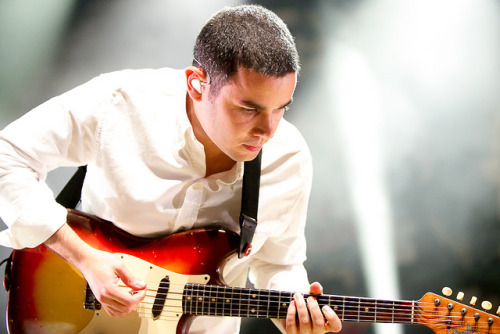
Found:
[332,45,401,334]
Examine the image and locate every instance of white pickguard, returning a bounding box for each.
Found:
[80,253,210,334]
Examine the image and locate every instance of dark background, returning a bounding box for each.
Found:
[1,1,500,333]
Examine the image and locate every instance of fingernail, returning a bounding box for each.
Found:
[322,305,334,315]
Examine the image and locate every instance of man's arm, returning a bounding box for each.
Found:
[44,223,147,317]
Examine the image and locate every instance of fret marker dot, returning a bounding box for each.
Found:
[365,308,369,312]
[282,303,287,308]
[251,308,256,313]
[252,294,257,298]
[226,299,230,303]
[334,306,338,311]
[187,297,191,300]
[199,297,202,301]
[211,298,215,302]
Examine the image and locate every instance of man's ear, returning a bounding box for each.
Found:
[185,66,207,102]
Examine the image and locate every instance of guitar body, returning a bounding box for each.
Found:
[6,209,240,334]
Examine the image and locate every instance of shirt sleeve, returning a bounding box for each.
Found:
[0,74,110,249]
[247,134,314,294]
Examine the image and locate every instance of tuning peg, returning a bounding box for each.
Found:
[457,291,464,301]
[442,287,453,297]
[481,301,492,311]
[496,306,500,315]
[470,296,477,306]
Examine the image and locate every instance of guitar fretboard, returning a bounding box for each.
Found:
[182,284,415,323]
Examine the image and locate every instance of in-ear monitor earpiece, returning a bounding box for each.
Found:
[191,79,201,93]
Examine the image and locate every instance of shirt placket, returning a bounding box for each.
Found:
[172,182,204,231]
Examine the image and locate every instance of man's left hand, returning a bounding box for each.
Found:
[281,282,342,333]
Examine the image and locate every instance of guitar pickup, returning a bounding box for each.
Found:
[152,276,170,319]
[84,283,102,310]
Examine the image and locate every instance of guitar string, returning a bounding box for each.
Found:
[134,280,488,310]
[122,283,494,320]
[114,285,498,330]
[104,292,500,333]
[140,287,492,318]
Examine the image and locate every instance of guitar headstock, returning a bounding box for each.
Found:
[416,287,500,334]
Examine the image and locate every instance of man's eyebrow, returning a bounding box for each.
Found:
[240,97,293,110]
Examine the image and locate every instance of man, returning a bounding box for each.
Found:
[0,4,341,334]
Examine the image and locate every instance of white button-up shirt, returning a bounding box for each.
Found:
[0,68,313,332]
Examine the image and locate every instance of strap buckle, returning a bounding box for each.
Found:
[238,213,257,258]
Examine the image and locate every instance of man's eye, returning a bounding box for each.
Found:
[242,108,257,113]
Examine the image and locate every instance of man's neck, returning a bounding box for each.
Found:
[186,93,236,177]
[204,148,236,177]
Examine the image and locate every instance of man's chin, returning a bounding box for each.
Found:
[231,148,261,162]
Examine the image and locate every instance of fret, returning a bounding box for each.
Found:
[264,290,272,318]
[277,291,283,319]
[342,296,346,321]
[185,284,194,315]
[212,285,218,316]
[258,289,267,318]
[237,286,242,317]
[267,290,281,319]
[229,286,235,317]
[344,297,361,321]
[256,289,267,318]
[248,289,258,318]
[182,284,187,314]
[194,285,201,315]
[393,300,414,324]
[219,285,228,316]
[201,285,207,316]
[357,298,361,321]
[206,285,214,316]
[187,284,195,315]
[392,301,395,323]
[233,287,245,317]
[215,285,223,316]
[358,298,375,322]
[375,300,396,323]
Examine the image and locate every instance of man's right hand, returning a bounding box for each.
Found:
[80,248,147,317]
[45,223,147,317]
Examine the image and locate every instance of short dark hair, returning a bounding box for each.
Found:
[193,4,300,97]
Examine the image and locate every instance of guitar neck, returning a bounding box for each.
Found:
[183,284,415,324]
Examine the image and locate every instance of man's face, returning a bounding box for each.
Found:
[194,66,297,162]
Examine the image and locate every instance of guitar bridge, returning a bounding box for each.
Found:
[84,283,102,310]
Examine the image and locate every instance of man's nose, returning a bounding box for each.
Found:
[253,112,275,139]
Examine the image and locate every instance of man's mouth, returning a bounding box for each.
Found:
[243,144,262,152]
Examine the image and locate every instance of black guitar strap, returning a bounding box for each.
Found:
[238,149,262,259]
[55,165,87,208]
[55,152,262,260]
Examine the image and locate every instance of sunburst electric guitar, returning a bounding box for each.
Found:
[5,209,500,333]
